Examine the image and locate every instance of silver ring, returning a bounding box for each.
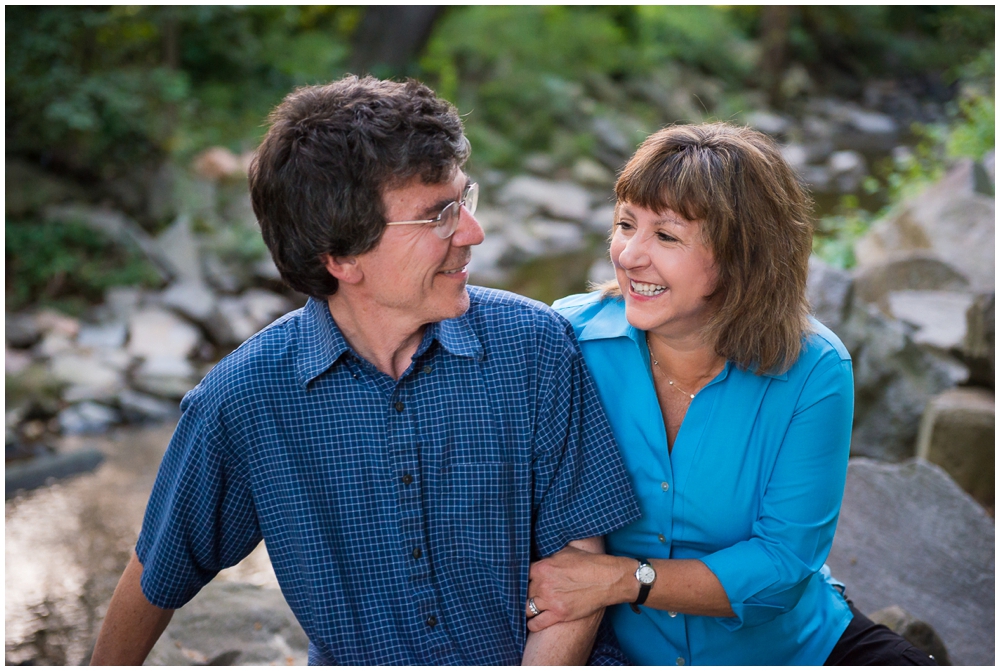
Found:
[527,597,540,617]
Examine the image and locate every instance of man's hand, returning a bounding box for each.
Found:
[520,537,606,665]
[526,544,634,632]
[90,551,175,665]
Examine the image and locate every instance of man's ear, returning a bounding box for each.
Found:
[322,254,363,285]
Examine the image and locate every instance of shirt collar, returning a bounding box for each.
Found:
[296,297,484,387]
[577,296,787,381]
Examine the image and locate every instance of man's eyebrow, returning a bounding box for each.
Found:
[417,179,469,219]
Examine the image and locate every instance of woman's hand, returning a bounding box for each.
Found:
[526,546,635,632]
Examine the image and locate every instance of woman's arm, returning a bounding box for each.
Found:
[527,548,732,632]
[529,354,854,631]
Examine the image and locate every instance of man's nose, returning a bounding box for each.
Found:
[452,205,485,247]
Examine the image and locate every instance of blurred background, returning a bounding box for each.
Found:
[5,6,994,665]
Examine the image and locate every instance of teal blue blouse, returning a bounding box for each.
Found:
[553,292,855,666]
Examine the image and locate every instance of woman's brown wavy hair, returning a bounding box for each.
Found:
[599,123,813,375]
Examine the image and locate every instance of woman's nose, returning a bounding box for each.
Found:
[615,235,647,269]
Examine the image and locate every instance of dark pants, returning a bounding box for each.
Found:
[825,603,938,666]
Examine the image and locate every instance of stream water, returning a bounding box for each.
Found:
[5,422,278,665]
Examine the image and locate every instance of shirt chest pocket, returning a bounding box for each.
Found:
[438,462,518,565]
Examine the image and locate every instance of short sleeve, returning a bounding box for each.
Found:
[135,391,262,609]
[700,356,854,629]
[530,319,641,559]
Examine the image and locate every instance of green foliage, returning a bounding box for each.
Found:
[5,218,163,314]
[813,45,995,269]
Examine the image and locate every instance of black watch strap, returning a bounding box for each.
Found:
[631,558,653,614]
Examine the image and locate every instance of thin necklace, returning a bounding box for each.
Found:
[647,335,696,400]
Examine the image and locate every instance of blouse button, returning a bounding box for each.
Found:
[676,657,685,666]
[668,611,677,617]
[658,534,666,543]
[661,482,670,492]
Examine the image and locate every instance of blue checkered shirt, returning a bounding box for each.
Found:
[136,286,641,664]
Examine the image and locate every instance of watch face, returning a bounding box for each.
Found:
[636,564,656,585]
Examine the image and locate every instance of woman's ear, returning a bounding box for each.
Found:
[322,254,363,285]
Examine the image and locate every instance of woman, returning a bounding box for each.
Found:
[530,123,936,665]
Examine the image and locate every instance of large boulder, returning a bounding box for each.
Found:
[827,459,994,666]
[128,307,202,361]
[851,252,969,314]
[915,387,994,511]
[146,581,308,665]
[962,291,994,387]
[496,176,592,222]
[868,605,951,665]
[834,301,967,461]
[854,159,995,290]
[205,289,292,348]
[886,291,976,351]
[807,255,852,331]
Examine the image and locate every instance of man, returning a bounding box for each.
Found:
[91,76,640,665]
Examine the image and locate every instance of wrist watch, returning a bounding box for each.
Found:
[631,558,656,613]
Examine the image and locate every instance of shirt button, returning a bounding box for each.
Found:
[661,482,670,492]
[412,547,422,559]
[668,611,677,617]
[401,474,414,485]
[426,615,437,627]
[658,534,666,543]
[676,657,685,666]
[422,365,433,374]
[394,401,404,412]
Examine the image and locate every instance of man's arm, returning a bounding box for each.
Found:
[521,536,605,665]
[90,551,175,665]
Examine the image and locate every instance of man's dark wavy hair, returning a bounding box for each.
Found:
[249,76,470,298]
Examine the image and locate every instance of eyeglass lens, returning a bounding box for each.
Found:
[433,183,479,239]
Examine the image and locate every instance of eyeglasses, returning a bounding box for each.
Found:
[384,182,479,239]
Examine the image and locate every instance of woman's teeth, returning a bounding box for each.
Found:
[631,281,666,296]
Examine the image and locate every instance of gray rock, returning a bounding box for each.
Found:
[962,291,994,387]
[49,352,125,394]
[591,116,632,157]
[5,448,104,498]
[887,291,976,350]
[827,150,867,192]
[915,387,994,511]
[526,220,586,255]
[202,252,246,294]
[807,255,852,331]
[252,256,282,282]
[585,204,617,235]
[845,108,899,136]
[571,157,615,187]
[34,331,75,359]
[467,234,510,286]
[497,176,592,222]
[205,290,291,348]
[587,258,617,286]
[827,459,994,666]
[131,356,197,400]
[868,605,951,665]
[854,160,995,290]
[154,215,203,284]
[104,286,143,322]
[128,307,202,361]
[160,281,218,325]
[6,313,41,348]
[835,301,968,461]
[117,389,179,424]
[779,144,810,171]
[523,153,557,176]
[35,309,80,338]
[797,165,832,192]
[6,347,33,375]
[146,581,308,665]
[745,110,792,137]
[76,322,127,350]
[852,252,969,314]
[58,402,120,435]
[982,150,995,188]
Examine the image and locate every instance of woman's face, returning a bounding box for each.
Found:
[610,202,719,339]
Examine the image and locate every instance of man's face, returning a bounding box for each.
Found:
[352,169,485,326]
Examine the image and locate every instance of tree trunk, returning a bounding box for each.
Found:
[349,6,443,77]
[760,5,792,108]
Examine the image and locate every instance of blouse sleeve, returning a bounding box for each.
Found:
[699,355,854,630]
